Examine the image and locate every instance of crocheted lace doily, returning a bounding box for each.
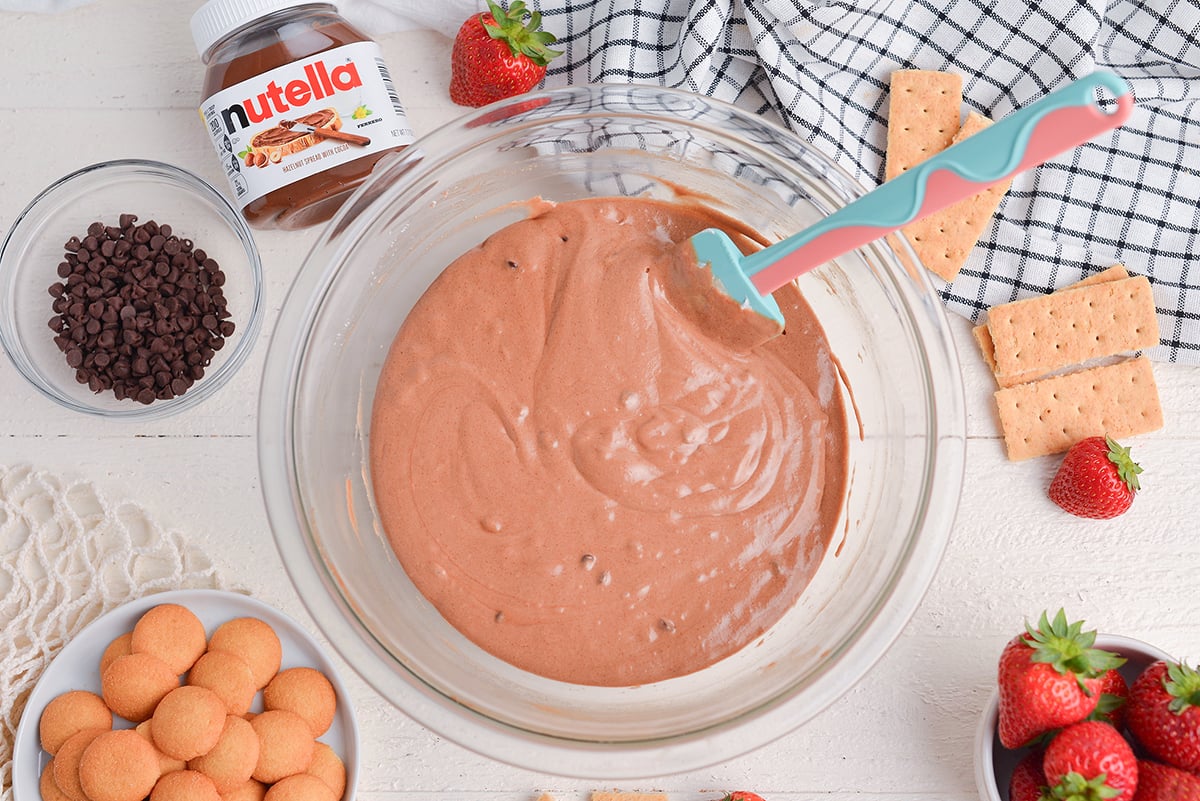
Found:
[0,465,228,801]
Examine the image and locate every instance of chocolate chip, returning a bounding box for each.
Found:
[46,216,237,405]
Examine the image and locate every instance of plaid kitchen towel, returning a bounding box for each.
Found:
[346,0,1200,364]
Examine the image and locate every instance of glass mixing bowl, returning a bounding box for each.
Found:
[259,85,966,777]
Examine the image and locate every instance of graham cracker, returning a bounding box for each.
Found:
[1063,263,1131,289]
[974,265,1131,386]
[994,356,1163,460]
[988,275,1159,379]
[885,70,963,181]
[591,794,668,801]
[902,112,1012,281]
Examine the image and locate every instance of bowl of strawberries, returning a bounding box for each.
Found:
[976,610,1200,801]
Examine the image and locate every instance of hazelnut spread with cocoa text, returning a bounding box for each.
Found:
[192,0,414,230]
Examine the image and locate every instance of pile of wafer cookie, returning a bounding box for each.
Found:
[39,604,345,801]
[886,70,1164,461]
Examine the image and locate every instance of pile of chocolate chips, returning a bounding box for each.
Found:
[47,215,236,404]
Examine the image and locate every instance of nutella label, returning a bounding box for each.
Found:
[199,42,414,209]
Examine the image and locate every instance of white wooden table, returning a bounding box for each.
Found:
[3,2,1198,797]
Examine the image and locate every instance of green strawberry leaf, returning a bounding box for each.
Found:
[1165,660,1200,714]
[1047,771,1122,801]
[483,0,563,65]
[1087,692,1126,721]
[1104,436,1143,492]
[1024,609,1127,693]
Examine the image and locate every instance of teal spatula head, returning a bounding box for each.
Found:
[690,228,786,328]
[685,70,1134,340]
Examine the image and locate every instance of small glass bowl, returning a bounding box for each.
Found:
[974,633,1174,801]
[0,159,262,420]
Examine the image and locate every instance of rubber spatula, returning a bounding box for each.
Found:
[686,70,1134,340]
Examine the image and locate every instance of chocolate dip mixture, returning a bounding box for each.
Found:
[370,197,848,686]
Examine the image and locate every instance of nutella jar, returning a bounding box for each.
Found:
[191,0,414,229]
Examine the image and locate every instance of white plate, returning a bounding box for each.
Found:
[12,589,359,801]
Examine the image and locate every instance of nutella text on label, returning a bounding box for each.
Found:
[218,59,363,133]
[199,41,414,211]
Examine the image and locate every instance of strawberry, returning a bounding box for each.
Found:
[1048,436,1143,519]
[1126,660,1200,772]
[1011,749,1049,801]
[998,610,1127,749]
[449,0,563,108]
[1043,721,1139,800]
[721,794,764,801]
[1088,670,1131,731]
[1132,760,1200,801]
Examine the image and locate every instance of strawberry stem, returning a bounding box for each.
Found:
[1047,771,1122,801]
[1085,692,1126,722]
[483,0,564,67]
[1023,610,1126,694]
[1165,661,1200,714]
[1104,436,1143,493]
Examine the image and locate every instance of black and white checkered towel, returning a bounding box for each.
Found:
[348,0,1200,364]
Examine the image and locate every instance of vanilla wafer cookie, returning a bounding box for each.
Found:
[132,604,208,675]
[40,690,112,755]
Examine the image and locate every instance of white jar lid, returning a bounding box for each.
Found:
[190,0,336,57]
